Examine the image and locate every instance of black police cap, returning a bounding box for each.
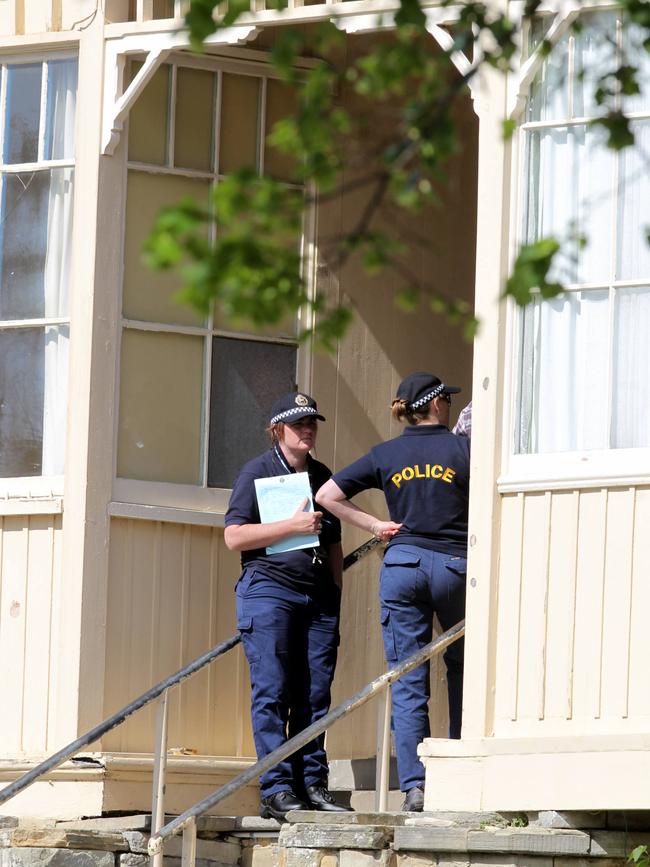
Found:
[396,372,461,410]
[268,392,326,425]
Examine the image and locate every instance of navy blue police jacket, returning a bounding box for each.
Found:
[332,424,469,557]
[225,447,342,595]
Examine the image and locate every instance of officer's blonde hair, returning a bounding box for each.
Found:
[266,422,284,445]
[391,398,430,426]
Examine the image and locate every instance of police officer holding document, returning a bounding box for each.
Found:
[316,373,470,813]
[224,392,351,821]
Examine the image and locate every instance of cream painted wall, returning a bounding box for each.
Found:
[102,518,254,756]
[0,0,125,33]
[0,515,64,756]
[493,485,650,737]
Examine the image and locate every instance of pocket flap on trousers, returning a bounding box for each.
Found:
[237,616,253,633]
[383,549,421,568]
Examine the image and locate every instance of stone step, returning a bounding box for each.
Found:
[0,811,646,867]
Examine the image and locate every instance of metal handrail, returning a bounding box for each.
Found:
[149,618,466,858]
[0,536,383,810]
[0,632,243,808]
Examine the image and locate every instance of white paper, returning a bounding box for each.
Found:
[254,472,318,555]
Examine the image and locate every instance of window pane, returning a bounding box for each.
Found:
[174,67,215,172]
[212,308,298,339]
[612,287,650,449]
[528,29,569,122]
[572,12,617,119]
[44,59,78,161]
[264,79,299,182]
[123,170,208,326]
[0,168,74,320]
[219,73,260,173]
[153,0,174,17]
[128,62,170,166]
[618,121,650,282]
[117,329,204,484]
[0,326,67,478]
[4,63,42,164]
[524,126,614,284]
[622,21,650,113]
[517,291,609,454]
[207,337,296,487]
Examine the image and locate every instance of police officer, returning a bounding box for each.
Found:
[316,373,469,812]
[224,392,350,821]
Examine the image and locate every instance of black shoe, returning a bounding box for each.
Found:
[305,784,352,812]
[260,790,309,821]
[401,786,424,812]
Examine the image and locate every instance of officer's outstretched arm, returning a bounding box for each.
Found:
[316,480,401,542]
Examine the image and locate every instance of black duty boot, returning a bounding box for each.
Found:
[260,790,309,821]
[401,785,424,812]
[305,784,352,812]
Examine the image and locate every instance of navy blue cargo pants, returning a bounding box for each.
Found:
[236,569,341,799]
[379,544,466,792]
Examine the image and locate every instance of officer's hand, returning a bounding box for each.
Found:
[371,520,402,542]
[292,498,324,535]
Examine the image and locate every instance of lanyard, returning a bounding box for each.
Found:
[273,446,324,566]
[274,445,292,474]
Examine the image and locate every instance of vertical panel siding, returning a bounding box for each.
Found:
[0,514,63,754]
[494,486,650,735]
[104,518,451,759]
[0,0,101,34]
[493,493,524,724]
[628,487,650,719]
[571,489,608,721]
[543,490,579,721]
[516,492,551,721]
[104,519,242,754]
[599,488,635,720]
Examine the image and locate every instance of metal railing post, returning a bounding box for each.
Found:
[151,691,169,867]
[181,818,197,867]
[0,538,384,813]
[149,620,465,856]
[374,687,392,812]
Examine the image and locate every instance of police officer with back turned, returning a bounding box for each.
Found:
[316,373,470,813]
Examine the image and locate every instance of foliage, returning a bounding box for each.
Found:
[145,0,650,348]
[628,845,650,867]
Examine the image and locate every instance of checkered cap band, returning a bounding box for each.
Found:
[270,405,320,425]
[410,383,446,410]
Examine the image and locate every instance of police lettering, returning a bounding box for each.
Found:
[391,464,456,489]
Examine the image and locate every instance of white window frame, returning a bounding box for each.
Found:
[112,51,316,518]
[499,7,650,493]
[0,51,77,508]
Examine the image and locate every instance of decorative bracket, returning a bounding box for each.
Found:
[334,7,483,114]
[101,25,259,156]
[506,0,582,119]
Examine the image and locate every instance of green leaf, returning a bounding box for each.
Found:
[395,287,420,312]
[502,118,516,140]
[394,0,427,30]
[628,846,650,865]
[592,111,635,151]
[504,238,563,306]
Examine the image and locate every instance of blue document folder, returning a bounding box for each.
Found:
[254,472,319,555]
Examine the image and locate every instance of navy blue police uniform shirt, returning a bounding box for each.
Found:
[332,425,470,557]
[225,448,342,594]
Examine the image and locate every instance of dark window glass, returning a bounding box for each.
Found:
[0,328,45,476]
[208,337,297,488]
[0,170,51,319]
[5,64,42,164]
